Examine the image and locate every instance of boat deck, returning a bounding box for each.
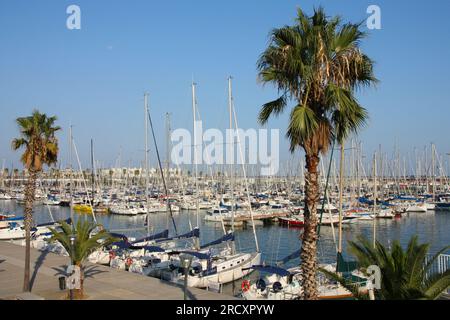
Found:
[0,241,235,300]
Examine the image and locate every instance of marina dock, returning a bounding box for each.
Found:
[0,242,235,300]
[220,212,288,227]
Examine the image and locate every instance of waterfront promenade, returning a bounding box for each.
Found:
[0,242,234,300]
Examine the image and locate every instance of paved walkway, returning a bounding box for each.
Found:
[0,241,235,300]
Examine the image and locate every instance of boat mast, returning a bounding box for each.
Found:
[69,124,74,226]
[338,143,344,254]
[373,152,377,248]
[91,139,95,207]
[228,76,236,244]
[165,113,171,188]
[432,143,436,201]
[144,93,151,236]
[192,81,200,229]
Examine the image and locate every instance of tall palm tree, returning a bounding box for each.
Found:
[11,110,61,292]
[321,235,450,300]
[48,219,117,299]
[257,7,377,299]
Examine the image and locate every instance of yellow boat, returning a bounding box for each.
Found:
[72,204,93,213]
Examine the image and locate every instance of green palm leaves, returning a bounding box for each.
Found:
[257,7,377,150]
[48,220,118,265]
[12,109,61,171]
[347,235,450,300]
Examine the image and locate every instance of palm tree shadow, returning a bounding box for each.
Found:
[83,265,108,279]
[185,288,198,301]
[51,265,107,279]
[30,250,49,290]
[0,259,5,272]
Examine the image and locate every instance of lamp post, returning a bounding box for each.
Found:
[180,255,193,300]
[69,234,76,300]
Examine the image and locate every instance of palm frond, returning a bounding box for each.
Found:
[424,270,450,300]
[318,267,370,300]
[258,95,288,125]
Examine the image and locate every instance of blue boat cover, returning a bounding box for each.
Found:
[157,228,200,243]
[178,251,211,260]
[110,233,129,241]
[200,232,234,249]
[394,195,419,201]
[130,245,165,252]
[6,217,23,221]
[131,229,169,244]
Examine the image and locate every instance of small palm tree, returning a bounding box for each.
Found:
[257,7,376,299]
[48,219,118,299]
[12,110,61,292]
[321,235,450,300]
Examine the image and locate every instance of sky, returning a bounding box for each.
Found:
[1,0,450,173]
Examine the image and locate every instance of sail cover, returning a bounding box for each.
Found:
[177,251,211,260]
[200,233,234,249]
[157,228,200,243]
[110,233,129,241]
[131,229,169,244]
[130,245,166,252]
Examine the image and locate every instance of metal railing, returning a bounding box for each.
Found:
[425,254,450,293]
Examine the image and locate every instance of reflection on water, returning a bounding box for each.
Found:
[1,200,449,296]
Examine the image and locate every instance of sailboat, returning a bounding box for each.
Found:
[150,78,262,288]
[159,232,260,288]
[240,250,365,300]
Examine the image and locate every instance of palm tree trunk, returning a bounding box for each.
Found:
[300,153,320,300]
[23,169,37,292]
[72,263,84,299]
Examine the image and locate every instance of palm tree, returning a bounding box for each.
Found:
[11,110,61,292]
[48,219,118,299]
[257,7,377,299]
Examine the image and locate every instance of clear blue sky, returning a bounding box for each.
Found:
[1,0,450,172]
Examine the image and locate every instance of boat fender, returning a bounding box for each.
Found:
[241,280,251,292]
